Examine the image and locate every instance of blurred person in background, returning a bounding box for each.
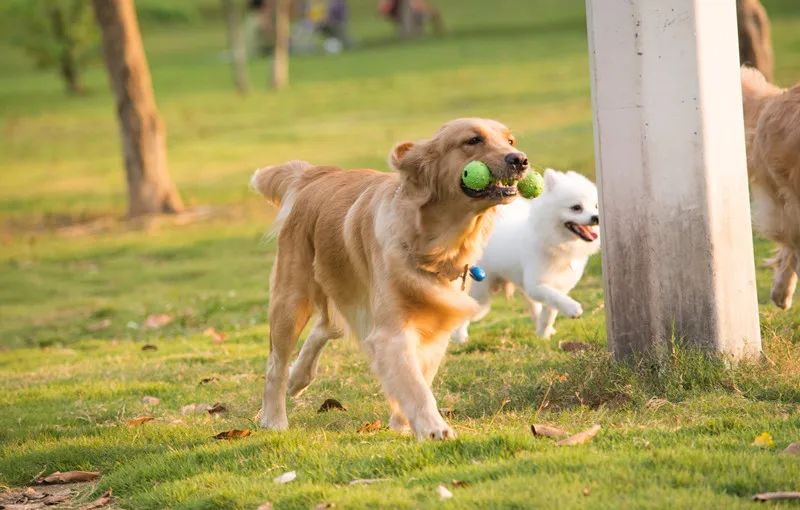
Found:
[379,0,443,37]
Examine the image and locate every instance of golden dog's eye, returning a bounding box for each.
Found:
[465,136,483,146]
[508,139,515,146]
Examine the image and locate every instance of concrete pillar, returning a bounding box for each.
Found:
[585,0,761,359]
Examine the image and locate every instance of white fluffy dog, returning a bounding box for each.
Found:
[452,169,601,342]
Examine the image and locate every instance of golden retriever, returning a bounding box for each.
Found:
[251,118,528,440]
[741,67,800,309]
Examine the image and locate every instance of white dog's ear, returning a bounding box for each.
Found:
[544,168,560,191]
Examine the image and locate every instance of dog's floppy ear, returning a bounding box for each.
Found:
[389,141,426,175]
[544,168,560,191]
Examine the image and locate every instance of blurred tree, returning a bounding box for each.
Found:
[92,0,184,217]
[272,0,290,89]
[737,0,773,81]
[222,0,250,94]
[5,0,97,95]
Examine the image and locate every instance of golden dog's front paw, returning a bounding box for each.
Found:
[412,414,456,441]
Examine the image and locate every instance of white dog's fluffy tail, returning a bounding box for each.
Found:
[250,160,313,234]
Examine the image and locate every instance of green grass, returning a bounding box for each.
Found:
[2,1,800,508]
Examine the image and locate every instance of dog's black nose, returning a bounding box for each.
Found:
[504,152,528,169]
[590,215,600,225]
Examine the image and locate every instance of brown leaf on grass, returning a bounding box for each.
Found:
[782,442,800,456]
[317,398,346,413]
[141,396,160,406]
[752,492,800,501]
[557,424,601,446]
[645,397,671,411]
[86,319,112,332]
[181,403,211,415]
[357,420,382,433]
[313,503,335,510]
[439,407,455,418]
[256,503,273,510]
[126,416,154,426]
[212,429,251,440]
[558,341,590,352]
[203,327,226,344]
[582,486,591,496]
[207,403,227,415]
[35,471,101,485]
[141,344,158,351]
[531,424,569,439]
[79,489,113,510]
[450,479,469,488]
[144,314,173,329]
[198,376,218,385]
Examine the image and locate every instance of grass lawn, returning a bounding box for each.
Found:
[2,1,800,508]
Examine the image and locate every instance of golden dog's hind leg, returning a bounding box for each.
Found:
[288,307,341,397]
[771,246,798,309]
[260,251,313,430]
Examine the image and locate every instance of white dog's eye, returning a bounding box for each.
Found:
[570,204,583,212]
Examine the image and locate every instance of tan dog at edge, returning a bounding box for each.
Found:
[251,118,529,440]
[741,67,800,309]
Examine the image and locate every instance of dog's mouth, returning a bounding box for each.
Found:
[565,222,598,242]
[460,177,519,201]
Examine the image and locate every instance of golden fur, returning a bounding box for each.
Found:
[741,66,800,308]
[252,118,528,439]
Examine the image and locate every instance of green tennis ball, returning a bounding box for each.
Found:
[461,161,492,191]
[517,170,544,199]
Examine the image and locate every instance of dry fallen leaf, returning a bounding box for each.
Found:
[317,398,347,413]
[256,503,273,510]
[86,318,112,332]
[645,397,671,411]
[437,485,453,500]
[273,471,296,484]
[439,408,455,418]
[36,471,101,485]
[126,416,155,427]
[203,327,227,344]
[141,344,158,351]
[198,376,219,385]
[144,313,173,329]
[582,486,591,496]
[182,403,211,415]
[558,341,591,352]
[207,403,227,415]
[212,429,251,440]
[451,479,469,488]
[357,420,382,433]
[782,442,800,456]
[752,492,800,501]
[348,478,388,485]
[313,504,335,510]
[79,488,113,510]
[557,424,601,446]
[531,424,569,439]
[752,432,775,448]
[142,396,160,406]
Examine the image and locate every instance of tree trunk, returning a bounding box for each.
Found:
[737,0,773,81]
[91,0,184,217]
[271,0,289,89]
[48,4,83,95]
[222,0,249,94]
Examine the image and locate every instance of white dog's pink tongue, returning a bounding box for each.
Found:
[577,224,598,241]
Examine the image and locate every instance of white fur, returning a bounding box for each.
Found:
[452,169,601,342]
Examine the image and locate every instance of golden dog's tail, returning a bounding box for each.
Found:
[251,160,314,235]
[250,160,314,205]
[741,66,783,100]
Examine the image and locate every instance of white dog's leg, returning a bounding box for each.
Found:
[470,279,492,321]
[523,275,582,318]
[367,329,454,440]
[536,305,559,338]
[287,318,341,397]
[771,247,798,309]
[526,297,542,323]
[451,321,470,343]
